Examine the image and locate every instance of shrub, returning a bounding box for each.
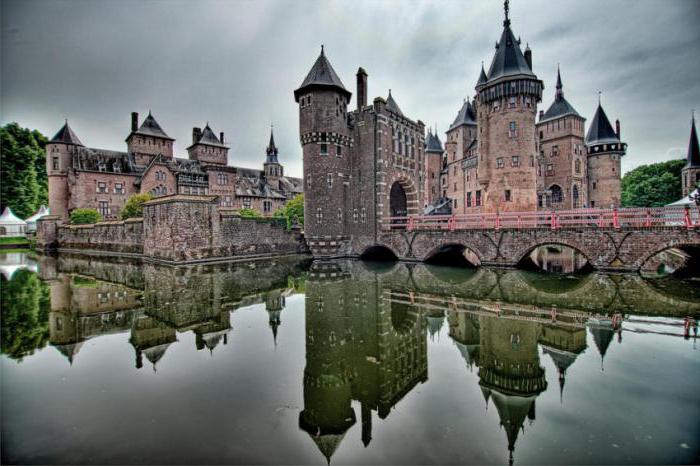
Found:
[238,207,263,218]
[273,194,304,229]
[70,208,101,224]
[120,193,152,219]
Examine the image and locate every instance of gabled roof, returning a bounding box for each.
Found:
[385,90,404,116]
[485,17,535,84]
[266,128,279,164]
[540,68,581,123]
[686,114,700,168]
[449,100,477,131]
[130,111,174,141]
[585,104,620,145]
[50,121,84,146]
[425,130,443,153]
[294,47,351,102]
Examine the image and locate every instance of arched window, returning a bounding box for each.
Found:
[550,184,563,204]
[572,184,580,208]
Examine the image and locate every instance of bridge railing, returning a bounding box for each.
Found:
[386,205,699,231]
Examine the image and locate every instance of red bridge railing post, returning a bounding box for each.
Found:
[495,212,501,231]
[645,209,651,228]
[613,208,620,230]
[407,216,414,232]
[550,210,556,230]
[517,215,522,230]
[684,206,693,230]
[449,214,456,232]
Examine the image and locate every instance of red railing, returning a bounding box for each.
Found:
[386,205,699,231]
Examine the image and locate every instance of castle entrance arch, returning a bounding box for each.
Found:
[390,182,408,229]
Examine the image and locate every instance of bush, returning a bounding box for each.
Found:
[70,208,101,224]
[238,207,263,218]
[621,159,685,207]
[120,193,152,219]
[273,194,304,229]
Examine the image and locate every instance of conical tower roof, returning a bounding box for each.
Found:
[449,100,477,130]
[686,113,700,168]
[425,130,444,153]
[490,390,537,466]
[132,111,174,140]
[484,4,535,84]
[199,124,226,147]
[385,90,404,116]
[477,63,488,86]
[540,67,581,122]
[585,104,620,145]
[266,128,280,164]
[50,121,84,146]
[588,323,615,368]
[294,46,351,102]
[53,341,84,365]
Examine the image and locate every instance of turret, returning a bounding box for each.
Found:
[263,128,283,189]
[125,111,175,165]
[46,120,83,220]
[187,123,228,166]
[585,99,626,208]
[475,0,543,212]
[681,111,700,197]
[294,46,352,239]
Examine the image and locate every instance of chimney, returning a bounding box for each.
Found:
[356,67,368,110]
[192,127,202,144]
[524,47,532,70]
[220,132,225,144]
[131,112,138,132]
[615,119,621,139]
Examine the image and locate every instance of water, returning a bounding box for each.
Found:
[1,252,699,465]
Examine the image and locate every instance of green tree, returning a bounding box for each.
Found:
[273,194,304,229]
[0,268,51,361]
[621,159,685,207]
[120,193,152,219]
[0,123,48,218]
[238,207,263,218]
[70,208,101,224]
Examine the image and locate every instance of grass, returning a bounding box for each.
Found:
[0,236,30,246]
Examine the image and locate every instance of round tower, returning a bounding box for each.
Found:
[294,46,352,243]
[46,121,83,221]
[585,100,626,208]
[475,1,543,212]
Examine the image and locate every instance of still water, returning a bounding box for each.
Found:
[1,252,699,465]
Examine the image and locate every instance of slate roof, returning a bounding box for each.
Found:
[485,18,535,84]
[266,129,279,164]
[132,112,174,140]
[477,64,488,86]
[585,104,620,145]
[385,90,404,116]
[294,47,351,101]
[686,115,700,168]
[72,147,140,174]
[449,100,477,130]
[50,121,84,146]
[199,125,226,147]
[540,68,581,122]
[235,167,302,199]
[425,130,444,153]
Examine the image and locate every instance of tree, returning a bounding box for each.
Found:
[0,123,48,218]
[273,194,304,229]
[70,208,101,224]
[621,159,685,207]
[120,193,152,219]
[238,207,263,218]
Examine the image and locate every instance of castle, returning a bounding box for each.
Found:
[46,112,302,221]
[297,0,629,253]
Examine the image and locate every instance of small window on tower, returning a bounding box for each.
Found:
[509,97,516,108]
[505,190,511,202]
[511,155,520,167]
[336,145,342,157]
[496,157,504,169]
[509,121,517,138]
[52,157,59,170]
[327,173,333,188]
[320,144,328,156]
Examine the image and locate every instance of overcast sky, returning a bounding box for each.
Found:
[2,0,699,178]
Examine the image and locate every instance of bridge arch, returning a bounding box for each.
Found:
[636,242,700,275]
[422,243,482,267]
[360,244,400,262]
[515,241,592,273]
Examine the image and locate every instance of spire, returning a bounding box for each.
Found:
[385,89,404,116]
[294,47,351,102]
[585,102,621,145]
[132,111,174,140]
[503,0,510,27]
[485,6,535,84]
[686,110,700,168]
[555,64,563,101]
[50,120,84,146]
[477,62,488,86]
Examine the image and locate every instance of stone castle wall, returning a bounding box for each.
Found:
[58,218,144,254]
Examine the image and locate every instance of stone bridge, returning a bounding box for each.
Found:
[354,225,700,273]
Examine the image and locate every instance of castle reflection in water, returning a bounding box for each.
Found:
[17,253,700,464]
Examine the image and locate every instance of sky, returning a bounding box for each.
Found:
[2,0,699,178]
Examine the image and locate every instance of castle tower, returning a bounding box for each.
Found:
[475,1,543,212]
[126,111,175,166]
[263,128,283,190]
[585,100,626,208]
[536,67,587,209]
[424,129,444,206]
[46,121,83,221]
[444,99,478,213]
[681,112,700,197]
[294,46,352,241]
[187,123,229,166]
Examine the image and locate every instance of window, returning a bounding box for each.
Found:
[453,166,457,176]
[320,144,328,155]
[546,164,554,176]
[496,157,504,169]
[327,173,333,188]
[98,201,109,216]
[263,201,272,213]
[539,131,543,139]
[467,192,472,207]
[316,207,323,223]
[511,156,520,167]
[453,183,457,192]
[476,190,482,207]
[337,208,343,221]
[336,145,342,157]
[505,189,511,202]
[353,209,358,223]
[509,121,517,138]
[243,198,251,209]
[454,199,458,208]
[551,185,563,203]
[222,196,232,207]
[575,159,581,174]
[509,97,516,108]
[97,182,107,193]
[592,182,597,190]
[431,186,436,194]
[114,183,124,194]
[552,145,560,157]
[218,173,229,185]
[307,174,312,187]
[52,157,59,170]
[361,207,366,223]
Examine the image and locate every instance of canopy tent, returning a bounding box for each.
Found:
[0,207,27,237]
[25,205,50,232]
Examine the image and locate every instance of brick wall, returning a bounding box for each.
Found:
[58,218,144,254]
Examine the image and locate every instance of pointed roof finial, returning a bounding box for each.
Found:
[504,0,510,26]
[597,90,602,106]
[555,65,563,101]
[321,44,324,55]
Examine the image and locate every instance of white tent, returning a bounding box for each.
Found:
[0,207,27,237]
[25,205,50,232]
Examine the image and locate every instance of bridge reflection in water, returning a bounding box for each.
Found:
[2,253,698,464]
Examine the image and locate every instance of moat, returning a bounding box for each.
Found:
[1,251,699,465]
